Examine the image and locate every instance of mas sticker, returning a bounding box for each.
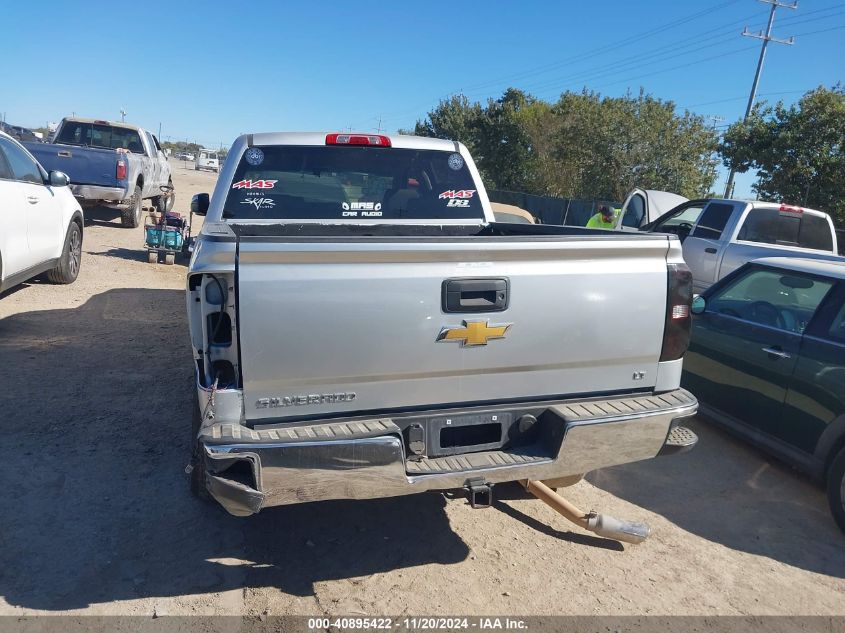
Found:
[244,147,264,166]
[439,189,475,199]
[447,153,464,171]
[232,179,277,189]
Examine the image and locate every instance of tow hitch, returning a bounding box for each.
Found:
[465,478,494,509]
[522,479,650,545]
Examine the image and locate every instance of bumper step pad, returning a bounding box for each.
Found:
[553,389,697,423]
[659,425,699,456]
[203,417,399,445]
[406,449,550,475]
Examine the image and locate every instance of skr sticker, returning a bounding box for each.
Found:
[232,179,277,189]
[447,153,464,171]
[240,197,275,210]
[244,147,264,166]
[439,189,476,199]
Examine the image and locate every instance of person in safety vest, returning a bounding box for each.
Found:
[586,204,616,229]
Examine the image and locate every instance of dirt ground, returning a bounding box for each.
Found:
[0,160,843,617]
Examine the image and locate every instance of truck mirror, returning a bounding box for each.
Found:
[691,295,706,315]
[49,170,69,187]
[191,193,210,216]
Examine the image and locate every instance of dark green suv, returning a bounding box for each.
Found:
[683,257,845,533]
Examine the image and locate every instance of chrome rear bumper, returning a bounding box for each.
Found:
[198,389,698,516]
[71,184,127,202]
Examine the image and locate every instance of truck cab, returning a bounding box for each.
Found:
[645,198,840,293]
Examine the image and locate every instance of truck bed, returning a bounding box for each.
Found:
[23,141,121,188]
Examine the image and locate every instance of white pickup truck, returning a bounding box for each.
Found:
[640,198,840,293]
[184,132,699,518]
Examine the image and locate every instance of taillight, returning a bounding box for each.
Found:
[660,262,693,362]
[326,133,391,147]
[116,159,126,181]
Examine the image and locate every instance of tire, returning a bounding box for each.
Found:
[147,251,158,264]
[47,222,82,284]
[190,388,210,500]
[121,185,143,228]
[164,252,175,265]
[827,446,845,534]
[153,180,175,214]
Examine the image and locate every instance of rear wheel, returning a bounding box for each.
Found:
[147,251,158,264]
[827,446,845,534]
[47,222,82,284]
[164,252,175,265]
[121,185,143,228]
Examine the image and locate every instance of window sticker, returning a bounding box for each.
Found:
[439,189,476,199]
[341,201,383,217]
[240,197,275,211]
[244,147,264,166]
[447,153,464,171]
[231,179,277,189]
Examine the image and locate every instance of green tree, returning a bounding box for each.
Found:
[409,88,718,202]
[412,94,483,155]
[720,85,845,225]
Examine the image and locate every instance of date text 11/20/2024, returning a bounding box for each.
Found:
[307,617,528,630]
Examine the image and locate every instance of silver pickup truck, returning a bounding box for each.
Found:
[185,132,699,517]
[641,198,841,293]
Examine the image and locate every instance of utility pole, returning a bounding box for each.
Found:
[704,115,725,130]
[724,0,796,198]
[120,108,127,122]
[376,116,383,133]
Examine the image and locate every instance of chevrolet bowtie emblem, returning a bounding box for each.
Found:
[437,320,512,347]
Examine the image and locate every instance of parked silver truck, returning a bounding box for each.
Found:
[185,132,699,517]
[642,198,840,293]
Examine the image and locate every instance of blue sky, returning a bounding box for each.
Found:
[1,0,842,198]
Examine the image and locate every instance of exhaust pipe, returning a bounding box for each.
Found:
[522,479,650,545]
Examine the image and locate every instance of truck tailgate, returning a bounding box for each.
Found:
[23,142,119,187]
[236,236,671,421]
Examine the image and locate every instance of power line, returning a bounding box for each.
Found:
[725,0,798,197]
[457,0,746,94]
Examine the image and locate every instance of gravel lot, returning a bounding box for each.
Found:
[0,161,843,617]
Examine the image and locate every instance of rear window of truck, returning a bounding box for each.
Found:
[56,121,145,154]
[222,145,485,221]
[737,207,834,251]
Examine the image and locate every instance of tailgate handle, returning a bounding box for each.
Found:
[442,278,508,313]
[57,151,72,158]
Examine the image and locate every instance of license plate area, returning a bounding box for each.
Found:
[427,412,511,457]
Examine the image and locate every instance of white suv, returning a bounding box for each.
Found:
[0,131,84,294]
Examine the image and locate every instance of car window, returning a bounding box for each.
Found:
[709,267,834,333]
[56,121,145,153]
[0,137,43,184]
[0,144,13,180]
[797,213,834,251]
[737,207,833,251]
[656,205,705,229]
[621,193,645,227]
[691,203,733,240]
[223,145,485,221]
[827,300,845,344]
